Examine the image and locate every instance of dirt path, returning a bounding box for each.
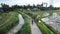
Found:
[6,14,24,34]
[28,16,42,34]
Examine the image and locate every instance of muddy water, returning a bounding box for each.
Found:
[43,12,49,17]
[41,13,60,32]
[6,14,24,34]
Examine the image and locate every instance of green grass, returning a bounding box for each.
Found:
[37,21,54,34]
[45,24,60,34]
[23,10,60,18]
[0,12,18,25]
[23,10,56,34]
[0,11,19,34]
[18,10,60,34]
[17,12,31,34]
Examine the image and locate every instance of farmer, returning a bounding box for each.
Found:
[32,20,33,25]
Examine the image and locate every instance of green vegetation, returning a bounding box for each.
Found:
[23,10,59,34]
[0,10,60,34]
[18,10,60,34]
[0,11,18,34]
[17,12,31,34]
[23,10,60,18]
[37,21,53,34]
[31,10,60,34]
[46,24,60,34]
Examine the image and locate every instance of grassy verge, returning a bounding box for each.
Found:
[23,11,56,34]
[37,21,54,34]
[0,11,19,34]
[17,12,31,34]
[45,24,60,34]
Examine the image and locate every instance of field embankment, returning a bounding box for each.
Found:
[0,11,19,34]
[16,12,31,34]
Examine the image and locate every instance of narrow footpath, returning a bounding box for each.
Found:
[6,14,24,34]
[28,16,42,34]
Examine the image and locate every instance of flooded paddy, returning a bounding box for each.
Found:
[42,13,60,32]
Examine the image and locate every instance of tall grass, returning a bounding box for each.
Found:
[23,11,55,34]
[0,11,19,34]
[37,21,54,34]
[17,12,31,34]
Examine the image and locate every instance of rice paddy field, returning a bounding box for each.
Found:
[23,10,60,18]
[17,12,31,34]
[0,9,60,34]
[23,10,60,34]
[0,11,19,34]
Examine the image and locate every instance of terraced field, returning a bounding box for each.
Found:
[0,11,19,34]
[0,10,60,34]
[23,10,60,18]
[17,12,31,34]
[23,10,60,34]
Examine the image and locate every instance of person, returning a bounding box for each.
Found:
[32,20,33,25]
